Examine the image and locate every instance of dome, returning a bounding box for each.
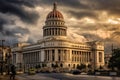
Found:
[46,3,64,20]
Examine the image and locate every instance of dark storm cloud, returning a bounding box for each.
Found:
[68,10,98,19]
[66,0,120,19]
[3,26,29,36]
[0,19,6,31]
[38,0,89,9]
[91,0,120,16]
[0,0,39,24]
[35,0,120,26]
[0,0,119,49]
[80,33,103,41]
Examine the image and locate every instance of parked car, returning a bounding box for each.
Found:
[28,68,36,75]
[71,70,81,75]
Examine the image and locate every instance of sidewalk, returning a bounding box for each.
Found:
[16,74,58,80]
[0,75,18,80]
[0,75,10,80]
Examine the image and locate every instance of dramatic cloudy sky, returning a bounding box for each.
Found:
[0,0,120,53]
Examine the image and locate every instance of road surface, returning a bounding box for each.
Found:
[16,73,120,80]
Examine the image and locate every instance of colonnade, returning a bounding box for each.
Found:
[43,28,66,36]
[23,51,40,64]
[72,50,91,63]
[44,49,70,62]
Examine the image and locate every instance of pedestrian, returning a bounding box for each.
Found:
[10,64,16,80]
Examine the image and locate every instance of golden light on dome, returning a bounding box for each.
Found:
[46,3,64,20]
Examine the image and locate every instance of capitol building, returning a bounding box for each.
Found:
[12,3,104,71]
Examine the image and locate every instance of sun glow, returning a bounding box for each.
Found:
[107,19,120,24]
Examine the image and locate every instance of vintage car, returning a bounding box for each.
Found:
[28,68,36,75]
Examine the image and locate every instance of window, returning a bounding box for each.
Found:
[52,50,55,61]
[99,52,102,62]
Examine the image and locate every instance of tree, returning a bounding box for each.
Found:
[99,65,103,70]
[108,48,120,71]
[35,65,41,69]
[77,64,86,70]
[88,64,92,69]
[52,64,58,68]
[42,63,46,67]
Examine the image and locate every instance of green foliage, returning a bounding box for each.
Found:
[35,65,41,69]
[99,65,103,70]
[52,64,58,68]
[88,64,92,69]
[77,64,86,70]
[108,48,120,71]
[42,63,46,67]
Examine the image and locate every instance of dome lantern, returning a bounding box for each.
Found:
[53,2,57,11]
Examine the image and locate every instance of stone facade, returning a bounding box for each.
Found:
[12,3,104,72]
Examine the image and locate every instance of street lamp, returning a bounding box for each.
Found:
[0,40,5,75]
[6,48,11,75]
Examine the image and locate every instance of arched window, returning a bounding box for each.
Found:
[60,64,63,67]
[73,64,75,68]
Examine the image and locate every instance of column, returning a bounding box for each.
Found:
[55,28,57,36]
[51,28,52,36]
[50,50,52,61]
[55,49,58,61]
[31,52,34,63]
[39,51,41,62]
[64,50,66,61]
[34,52,36,64]
[57,28,58,35]
[46,29,47,36]
[47,28,50,36]
[54,28,55,35]
[60,29,61,36]
[58,28,60,35]
[62,50,64,61]
[81,51,83,63]
[48,50,50,61]
[37,51,39,63]
[64,29,65,36]
[69,50,72,62]
[62,29,63,36]
[102,52,104,65]
[44,29,45,36]
[52,28,54,35]
[85,52,87,63]
[45,50,47,61]
[66,50,68,61]
[49,28,51,35]
[47,29,49,36]
[43,29,44,36]
[52,28,53,36]
[28,53,30,64]
[49,50,50,62]
[26,53,28,64]
[60,50,62,61]
[49,28,51,36]
[68,50,70,61]
[46,50,48,61]
[86,52,88,62]
[80,51,81,63]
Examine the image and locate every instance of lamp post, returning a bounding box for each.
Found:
[6,48,11,75]
[0,40,5,75]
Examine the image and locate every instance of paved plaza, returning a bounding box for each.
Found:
[16,73,120,80]
[0,73,120,80]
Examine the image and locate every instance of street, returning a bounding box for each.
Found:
[16,73,120,80]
